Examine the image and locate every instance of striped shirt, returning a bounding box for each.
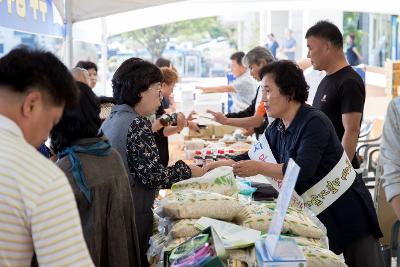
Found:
[0,115,94,267]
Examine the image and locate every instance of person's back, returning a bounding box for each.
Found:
[57,143,141,267]
[346,43,359,66]
[51,81,141,266]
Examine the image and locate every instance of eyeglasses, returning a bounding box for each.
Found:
[149,82,162,98]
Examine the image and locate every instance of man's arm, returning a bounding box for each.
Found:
[196,85,236,93]
[225,115,264,128]
[342,112,362,161]
[207,110,264,128]
[391,196,400,219]
[226,97,256,118]
[381,99,400,218]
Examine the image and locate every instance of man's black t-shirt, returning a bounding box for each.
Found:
[312,65,365,168]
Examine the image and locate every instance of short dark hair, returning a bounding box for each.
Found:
[0,47,77,108]
[112,57,163,106]
[230,51,245,65]
[76,60,98,72]
[259,60,309,103]
[155,57,171,68]
[50,82,101,153]
[305,20,343,48]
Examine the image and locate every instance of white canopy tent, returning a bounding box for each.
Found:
[57,0,400,63]
[54,0,400,24]
[53,0,185,23]
[53,0,400,94]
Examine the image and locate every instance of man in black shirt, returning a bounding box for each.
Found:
[306,21,364,169]
[306,20,383,266]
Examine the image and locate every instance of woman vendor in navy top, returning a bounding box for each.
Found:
[206,60,383,267]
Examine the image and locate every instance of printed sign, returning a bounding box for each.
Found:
[264,159,300,258]
[0,0,64,37]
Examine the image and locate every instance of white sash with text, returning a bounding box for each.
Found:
[248,134,356,215]
[301,152,355,215]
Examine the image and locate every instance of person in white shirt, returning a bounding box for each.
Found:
[0,47,93,267]
[196,51,257,112]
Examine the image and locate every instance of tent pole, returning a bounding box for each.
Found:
[64,0,73,67]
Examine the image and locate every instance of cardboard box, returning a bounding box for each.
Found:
[164,227,226,267]
[188,125,215,138]
[213,125,237,138]
[188,124,238,138]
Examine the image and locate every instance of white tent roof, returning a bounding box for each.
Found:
[53,0,185,23]
[54,0,400,26]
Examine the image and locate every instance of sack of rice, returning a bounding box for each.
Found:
[170,219,200,238]
[284,207,324,239]
[234,201,274,233]
[171,166,238,196]
[300,245,347,267]
[281,235,323,248]
[161,190,242,221]
[234,201,324,239]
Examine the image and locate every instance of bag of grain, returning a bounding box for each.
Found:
[300,245,347,267]
[171,166,238,196]
[281,235,323,248]
[234,201,324,239]
[161,189,242,221]
[170,219,200,238]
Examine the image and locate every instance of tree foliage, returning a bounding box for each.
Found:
[122,17,232,60]
[343,12,364,51]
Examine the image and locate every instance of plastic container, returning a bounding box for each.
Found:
[216,150,226,161]
[226,149,235,160]
[204,150,214,166]
[193,150,204,167]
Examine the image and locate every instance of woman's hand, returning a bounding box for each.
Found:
[176,112,186,131]
[203,160,234,172]
[189,164,207,178]
[188,121,200,133]
[187,111,197,121]
[206,110,228,125]
[232,160,262,177]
